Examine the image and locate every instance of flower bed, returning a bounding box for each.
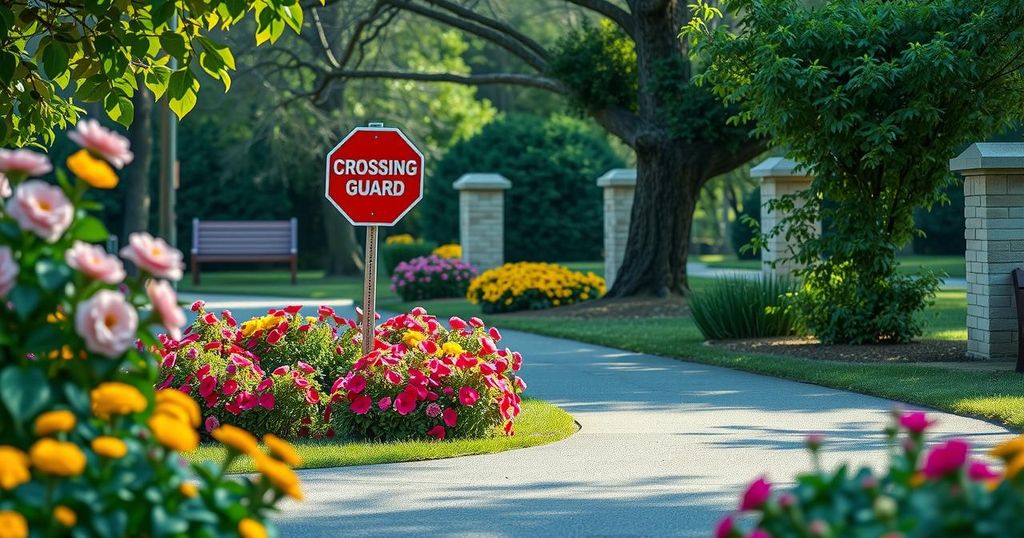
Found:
[432,243,461,259]
[0,121,298,536]
[716,411,1024,537]
[467,261,605,313]
[390,255,478,301]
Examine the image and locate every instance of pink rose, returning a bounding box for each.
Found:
[66,241,125,284]
[7,180,73,242]
[0,246,17,298]
[120,232,184,280]
[0,174,11,198]
[899,411,934,434]
[146,280,185,340]
[739,476,771,511]
[0,149,52,178]
[68,119,134,168]
[922,439,969,479]
[74,290,138,358]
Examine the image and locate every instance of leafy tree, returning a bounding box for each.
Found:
[689,0,1024,343]
[1,0,308,146]
[422,114,624,262]
[731,186,760,260]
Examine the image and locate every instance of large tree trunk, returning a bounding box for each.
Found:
[122,85,153,239]
[322,197,363,276]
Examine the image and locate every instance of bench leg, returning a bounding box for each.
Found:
[192,258,200,286]
[290,256,298,285]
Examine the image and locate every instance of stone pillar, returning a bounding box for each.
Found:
[453,173,511,271]
[750,157,817,277]
[597,168,636,288]
[950,143,1024,360]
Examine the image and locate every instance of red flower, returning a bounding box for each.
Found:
[488,327,502,341]
[503,421,514,436]
[273,365,290,376]
[294,376,310,388]
[385,370,403,385]
[330,377,345,394]
[306,389,320,404]
[204,341,222,351]
[395,390,417,415]
[378,396,392,410]
[258,393,275,410]
[198,376,217,397]
[511,352,523,371]
[222,380,238,395]
[739,477,771,511]
[191,300,205,312]
[456,356,478,369]
[479,337,497,356]
[469,317,484,327]
[284,305,302,315]
[323,405,333,422]
[350,395,372,415]
[426,425,446,440]
[256,379,273,392]
[922,439,969,479]
[222,310,237,327]
[419,340,439,355]
[449,316,468,330]
[202,313,217,325]
[267,330,283,345]
[443,408,458,428]
[459,387,479,406]
[478,362,495,376]
[297,361,315,374]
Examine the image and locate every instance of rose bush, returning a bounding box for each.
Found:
[389,254,478,302]
[715,410,1024,538]
[467,261,605,313]
[0,121,300,537]
[329,308,526,441]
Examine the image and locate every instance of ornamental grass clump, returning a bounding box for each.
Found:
[330,308,526,441]
[467,262,605,313]
[690,275,801,340]
[715,411,1024,538]
[390,254,478,302]
[0,121,299,536]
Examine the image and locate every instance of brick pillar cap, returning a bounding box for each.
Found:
[597,168,637,187]
[453,173,511,191]
[950,143,1024,172]
[750,156,812,179]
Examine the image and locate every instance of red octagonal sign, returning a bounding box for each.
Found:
[325,126,424,226]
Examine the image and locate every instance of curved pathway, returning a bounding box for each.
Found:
[186,294,1010,537]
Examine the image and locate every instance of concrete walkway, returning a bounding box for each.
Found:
[194,295,1008,537]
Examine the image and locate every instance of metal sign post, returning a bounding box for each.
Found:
[361,224,378,356]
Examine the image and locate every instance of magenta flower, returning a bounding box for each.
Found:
[198,376,217,398]
[922,439,969,479]
[350,395,372,415]
[68,118,134,168]
[714,516,734,538]
[258,393,275,410]
[749,531,772,538]
[479,337,498,356]
[395,390,417,415]
[426,425,446,440]
[204,416,220,433]
[222,380,238,395]
[449,317,468,330]
[378,396,392,411]
[346,374,367,394]
[967,460,1001,481]
[739,477,771,511]
[0,148,52,178]
[443,408,458,428]
[899,411,934,434]
[459,386,479,406]
[426,403,442,418]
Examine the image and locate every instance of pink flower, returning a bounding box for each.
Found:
[7,180,73,242]
[426,425,446,440]
[258,393,275,410]
[443,408,458,428]
[351,395,372,415]
[385,370,403,385]
[739,477,771,511]
[256,379,273,392]
[395,390,417,415]
[305,389,320,404]
[378,396,392,410]
[66,241,126,284]
[190,300,205,312]
[469,317,484,327]
[74,289,138,358]
[0,246,17,298]
[778,493,795,507]
[0,149,52,178]
[479,337,497,356]
[204,416,220,433]
[68,119,134,168]
[749,531,772,538]
[119,232,184,280]
[488,327,502,341]
[426,403,442,417]
[899,411,934,434]
[805,433,825,450]
[458,386,479,406]
[199,376,217,398]
[297,361,315,374]
[449,316,468,330]
[222,380,238,395]
[967,460,1000,481]
[146,280,185,340]
[346,374,367,394]
[922,439,969,479]
[0,174,10,198]
[714,516,734,538]
[273,366,290,376]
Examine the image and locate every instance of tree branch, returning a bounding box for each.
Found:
[421,0,552,61]
[591,106,641,146]
[323,69,567,93]
[565,0,636,37]
[702,135,770,181]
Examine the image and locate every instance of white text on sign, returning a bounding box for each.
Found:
[332,159,419,176]
[345,179,406,196]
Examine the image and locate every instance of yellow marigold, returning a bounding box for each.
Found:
[441,342,464,357]
[29,439,86,477]
[148,414,198,453]
[46,310,66,323]
[432,243,462,259]
[179,482,199,498]
[91,382,147,420]
[263,434,302,467]
[238,518,268,538]
[385,233,415,245]
[91,436,127,459]
[0,511,27,538]
[991,436,1024,460]
[46,346,77,360]
[211,424,259,455]
[403,330,426,348]
[34,410,76,436]
[0,446,30,490]
[1006,453,1024,479]
[67,149,118,189]
[254,454,303,500]
[53,505,76,527]
[155,389,201,427]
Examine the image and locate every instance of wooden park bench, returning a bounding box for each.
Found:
[190,218,298,285]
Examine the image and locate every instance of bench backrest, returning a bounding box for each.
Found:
[192,219,297,256]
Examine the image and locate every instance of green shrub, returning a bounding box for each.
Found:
[381,241,437,276]
[690,275,801,340]
[731,187,761,260]
[420,114,624,262]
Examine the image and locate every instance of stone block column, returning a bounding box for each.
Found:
[597,169,636,288]
[750,157,817,278]
[951,143,1024,360]
[453,173,511,271]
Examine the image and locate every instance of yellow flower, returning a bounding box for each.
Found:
[385,233,415,245]
[991,436,1024,460]
[46,346,77,360]
[91,382,147,420]
[403,330,426,348]
[432,243,462,259]
[34,410,76,436]
[53,505,76,527]
[91,436,127,459]
[179,482,199,498]
[0,446,30,490]
[67,149,118,189]
[148,414,199,453]
[238,518,268,538]
[254,453,303,500]
[0,511,27,538]
[212,424,259,455]
[155,389,201,427]
[46,310,66,323]
[29,438,86,477]
[908,472,926,488]
[441,342,464,357]
[263,434,302,467]
[1006,453,1024,479]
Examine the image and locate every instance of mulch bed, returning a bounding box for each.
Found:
[497,296,689,320]
[712,337,968,363]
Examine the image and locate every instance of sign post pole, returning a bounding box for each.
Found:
[361,224,378,356]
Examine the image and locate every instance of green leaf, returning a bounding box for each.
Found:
[35,259,72,291]
[23,324,60,354]
[8,286,40,320]
[70,216,110,242]
[0,366,51,423]
[0,51,16,83]
[144,65,172,100]
[0,221,19,240]
[103,92,134,127]
[159,31,187,61]
[42,41,69,79]
[167,69,199,117]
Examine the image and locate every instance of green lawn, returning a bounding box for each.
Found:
[697,254,967,279]
[179,270,396,301]
[188,399,575,472]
